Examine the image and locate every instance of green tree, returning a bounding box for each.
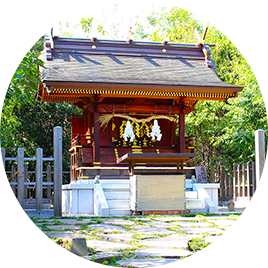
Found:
[134,6,202,43]
[0,38,44,150]
[187,27,267,170]
[0,37,79,183]
[80,17,94,37]
[134,6,267,174]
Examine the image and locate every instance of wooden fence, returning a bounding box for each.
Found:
[219,162,256,202]
[7,162,54,201]
[1,126,64,216]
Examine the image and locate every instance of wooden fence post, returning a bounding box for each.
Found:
[255,129,265,189]
[210,166,215,183]
[36,148,43,210]
[220,168,225,200]
[24,164,28,199]
[233,164,236,200]
[11,165,16,194]
[1,148,5,168]
[47,165,52,199]
[17,148,24,208]
[54,126,62,216]
[247,162,250,199]
[242,164,245,198]
[252,162,256,192]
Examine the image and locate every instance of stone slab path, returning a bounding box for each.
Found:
[131,225,175,234]
[139,234,190,249]
[135,248,193,257]
[117,258,180,268]
[86,240,132,251]
[34,213,240,267]
[86,223,128,233]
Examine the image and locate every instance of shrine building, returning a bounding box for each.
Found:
[40,34,243,216]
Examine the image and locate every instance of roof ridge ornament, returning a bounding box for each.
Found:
[126,38,133,44]
[195,23,213,67]
[44,28,54,61]
[195,23,209,48]
[161,40,168,46]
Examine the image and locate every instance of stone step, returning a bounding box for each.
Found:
[109,208,132,216]
[186,183,193,190]
[185,191,198,199]
[190,208,209,214]
[102,183,130,190]
[186,198,203,208]
[104,190,130,200]
[107,199,130,209]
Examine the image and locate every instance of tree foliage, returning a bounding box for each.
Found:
[1,38,44,150]
[0,37,78,180]
[134,6,267,173]
[80,17,94,37]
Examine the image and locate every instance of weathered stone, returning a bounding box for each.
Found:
[86,240,131,251]
[56,218,96,224]
[46,231,90,241]
[46,225,81,231]
[57,219,82,224]
[70,238,88,256]
[177,227,225,235]
[154,217,197,222]
[83,252,123,263]
[139,234,190,249]
[175,221,214,227]
[99,233,134,243]
[117,258,180,268]
[87,224,127,233]
[131,225,175,234]
[144,221,174,228]
[135,248,193,257]
[227,200,235,211]
[103,218,134,226]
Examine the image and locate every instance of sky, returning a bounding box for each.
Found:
[52,2,149,39]
[53,1,207,40]
[53,0,205,40]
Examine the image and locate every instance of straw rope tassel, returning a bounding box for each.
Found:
[98,114,178,129]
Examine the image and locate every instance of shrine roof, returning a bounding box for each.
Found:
[40,36,242,102]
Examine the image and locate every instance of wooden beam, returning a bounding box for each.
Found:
[179,114,185,153]
[43,80,243,93]
[93,109,100,163]
[85,103,183,115]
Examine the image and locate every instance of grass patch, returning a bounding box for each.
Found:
[188,237,210,252]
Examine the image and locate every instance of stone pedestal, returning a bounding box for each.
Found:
[130,174,185,213]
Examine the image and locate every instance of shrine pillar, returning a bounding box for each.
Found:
[179,113,185,153]
[93,107,100,165]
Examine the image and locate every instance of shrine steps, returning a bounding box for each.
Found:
[102,180,132,216]
[185,179,220,213]
[62,178,220,216]
[185,180,205,211]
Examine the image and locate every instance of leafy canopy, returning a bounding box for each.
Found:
[134,6,267,173]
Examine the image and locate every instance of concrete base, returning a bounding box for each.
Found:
[62,179,220,216]
[62,180,94,214]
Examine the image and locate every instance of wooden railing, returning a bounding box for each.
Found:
[71,134,92,147]
[219,163,256,201]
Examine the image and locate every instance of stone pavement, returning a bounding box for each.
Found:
[34,212,241,267]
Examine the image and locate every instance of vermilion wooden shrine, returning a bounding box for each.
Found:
[40,35,243,182]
